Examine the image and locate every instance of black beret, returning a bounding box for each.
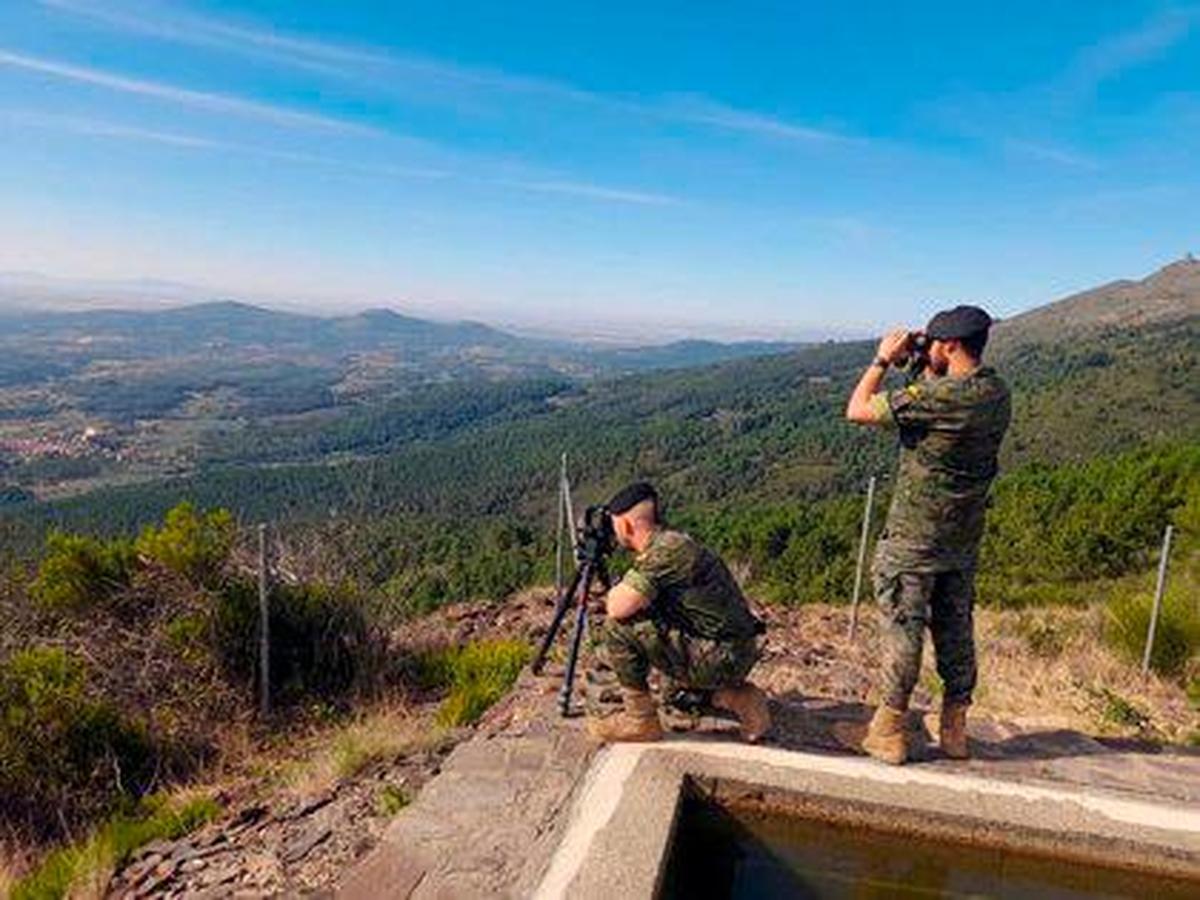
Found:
[926,305,992,340]
[608,481,659,515]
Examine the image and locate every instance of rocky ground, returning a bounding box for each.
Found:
[101,590,1199,897]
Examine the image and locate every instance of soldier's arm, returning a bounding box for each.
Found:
[605,580,651,620]
[846,329,909,425]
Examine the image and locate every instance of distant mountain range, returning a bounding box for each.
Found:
[2,254,1197,398]
[0,296,802,397]
[0,300,522,357]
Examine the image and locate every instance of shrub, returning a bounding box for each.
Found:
[1012,610,1081,658]
[1104,577,1200,677]
[1094,687,1151,731]
[0,647,152,838]
[30,532,135,611]
[10,793,219,900]
[429,639,532,727]
[135,502,234,584]
[214,578,374,700]
[376,784,409,817]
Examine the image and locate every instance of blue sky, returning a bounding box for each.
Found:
[1,1,1198,338]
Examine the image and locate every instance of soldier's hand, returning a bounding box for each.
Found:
[877,329,910,365]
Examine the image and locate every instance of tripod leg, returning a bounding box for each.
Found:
[559,564,594,716]
[532,566,584,675]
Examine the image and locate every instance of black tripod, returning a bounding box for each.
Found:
[531,505,613,716]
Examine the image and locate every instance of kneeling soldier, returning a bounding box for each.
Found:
[587,481,770,743]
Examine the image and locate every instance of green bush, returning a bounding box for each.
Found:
[982,443,1200,589]
[411,645,460,692]
[1104,577,1200,677]
[0,647,152,838]
[135,502,234,583]
[11,793,219,900]
[431,639,532,727]
[1094,687,1151,731]
[683,497,863,605]
[30,532,135,611]
[214,578,373,700]
[376,784,409,817]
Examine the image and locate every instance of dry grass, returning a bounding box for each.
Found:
[278,702,446,798]
[755,601,1198,745]
[1,855,18,900]
[974,606,1198,743]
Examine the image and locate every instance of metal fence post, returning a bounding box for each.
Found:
[555,453,567,593]
[1142,524,1174,676]
[258,523,270,719]
[562,462,576,542]
[848,475,877,641]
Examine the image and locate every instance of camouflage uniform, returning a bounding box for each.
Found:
[869,367,1011,709]
[602,529,762,692]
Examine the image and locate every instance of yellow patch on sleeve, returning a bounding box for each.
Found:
[868,392,894,426]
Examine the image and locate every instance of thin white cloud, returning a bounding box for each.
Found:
[0,48,376,134]
[7,110,681,206]
[663,96,856,145]
[41,0,601,102]
[4,110,447,179]
[42,0,858,146]
[1003,139,1101,171]
[1057,5,1200,100]
[928,7,1200,162]
[502,179,681,206]
[9,111,223,148]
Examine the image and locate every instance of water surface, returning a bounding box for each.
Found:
[659,794,1198,899]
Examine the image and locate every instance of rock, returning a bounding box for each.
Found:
[124,852,165,884]
[139,859,180,895]
[203,862,241,886]
[283,825,333,864]
[132,839,173,861]
[290,788,337,820]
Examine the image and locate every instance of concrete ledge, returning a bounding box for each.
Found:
[536,739,1200,899]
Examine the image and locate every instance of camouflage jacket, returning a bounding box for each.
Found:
[620,529,760,640]
[871,366,1011,572]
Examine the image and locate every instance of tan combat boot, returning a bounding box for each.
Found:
[862,704,907,765]
[712,683,772,743]
[586,688,664,743]
[939,702,970,759]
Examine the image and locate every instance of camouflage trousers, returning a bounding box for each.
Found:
[601,613,760,693]
[874,563,977,710]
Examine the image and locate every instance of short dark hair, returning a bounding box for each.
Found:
[608,481,659,518]
[958,329,989,359]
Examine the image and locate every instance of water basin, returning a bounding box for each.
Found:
[660,790,1200,899]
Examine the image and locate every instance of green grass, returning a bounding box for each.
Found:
[330,724,402,780]
[375,784,410,817]
[1103,571,1200,677]
[1093,687,1152,732]
[11,793,220,900]
[414,639,532,727]
[1012,609,1083,658]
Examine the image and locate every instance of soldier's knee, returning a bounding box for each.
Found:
[602,615,641,647]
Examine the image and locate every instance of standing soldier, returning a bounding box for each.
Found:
[845,306,1011,764]
[586,482,771,744]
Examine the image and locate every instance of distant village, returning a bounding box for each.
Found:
[0,425,122,462]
